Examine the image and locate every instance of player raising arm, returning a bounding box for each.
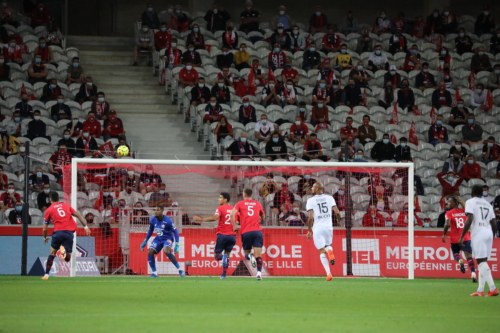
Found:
[140,205,185,278]
[442,196,477,282]
[306,182,341,281]
[194,192,236,279]
[231,187,265,280]
[459,185,498,296]
[42,192,91,280]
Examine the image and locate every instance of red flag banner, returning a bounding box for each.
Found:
[429,105,436,125]
[247,68,257,96]
[267,67,276,81]
[412,105,421,115]
[348,108,354,115]
[305,34,312,47]
[390,134,398,144]
[389,104,398,124]
[203,44,212,53]
[320,57,331,69]
[99,142,115,157]
[20,83,27,97]
[468,71,476,90]
[160,68,166,85]
[484,89,493,113]
[362,88,368,107]
[409,121,419,145]
[452,89,461,107]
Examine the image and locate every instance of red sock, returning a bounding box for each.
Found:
[45,255,55,275]
[467,258,476,273]
[453,253,461,262]
[256,257,263,272]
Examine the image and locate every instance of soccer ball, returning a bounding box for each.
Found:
[116,145,129,157]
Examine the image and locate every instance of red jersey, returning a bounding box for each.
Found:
[290,123,308,140]
[0,192,20,208]
[83,120,102,137]
[178,68,199,85]
[340,126,358,137]
[234,199,264,234]
[215,204,235,235]
[44,202,77,232]
[154,30,172,49]
[281,68,298,81]
[445,208,471,244]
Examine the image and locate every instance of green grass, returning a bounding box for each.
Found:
[0,276,499,333]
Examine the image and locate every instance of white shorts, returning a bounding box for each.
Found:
[312,227,333,250]
[471,230,493,259]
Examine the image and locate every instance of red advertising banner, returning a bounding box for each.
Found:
[128,230,500,278]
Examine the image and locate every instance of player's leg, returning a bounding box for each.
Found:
[213,235,226,278]
[313,228,332,280]
[471,234,497,296]
[164,240,184,277]
[242,232,257,267]
[450,243,465,273]
[42,231,63,279]
[325,229,335,265]
[462,241,477,282]
[252,231,264,280]
[148,238,162,277]
[61,231,74,263]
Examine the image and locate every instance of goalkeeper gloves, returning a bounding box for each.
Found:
[174,242,180,254]
[140,240,147,251]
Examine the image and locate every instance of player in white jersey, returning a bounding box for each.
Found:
[306,182,341,281]
[459,185,498,297]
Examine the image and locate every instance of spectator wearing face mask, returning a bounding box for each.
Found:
[362,205,386,227]
[309,6,328,34]
[349,61,371,89]
[44,20,63,47]
[490,29,500,56]
[436,47,453,71]
[470,83,489,110]
[415,63,437,91]
[454,28,473,55]
[82,113,102,139]
[437,171,464,198]
[3,37,23,65]
[163,38,183,70]
[34,37,54,65]
[394,203,424,227]
[344,79,362,107]
[133,23,154,66]
[211,77,231,106]
[394,137,412,162]
[214,116,233,145]
[217,46,234,69]
[312,79,331,105]
[110,199,129,224]
[371,133,395,162]
[296,174,314,197]
[383,65,401,88]
[482,136,500,164]
[178,61,199,89]
[10,143,29,176]
[216,67,234,88]
[321,27,342,53]
[442,151,465,175]
[295,102,309,123]
[333,44,353,72]
[431,82,452,109]
[6,111,27,138]
[75,76,98,103]
[289,25,305,53]
[9,201,31,224]
[339,135,358,160]
[441,7,457,35]
[281,59,299,86]
[403,44,422,72]
[272,182,295,216]
[118,185,141,208]
[388,29,407,55]
[0,183,20,211]
[449,99,469,128]
[40,78,61,103]
[233,44,248,70]
[91,92,110,120]
[428,115,450,146]
[330,80,346,108]
[37,184,52,212]
[182,42,202,67]
[271,5,294,32]
[154,22,171,51]
[280,79,298,107]
[66,57,84,86]
[271,23,292,51]
[279,202,306,226]
[311,98,329,126]
[368,45,389,73]
[142,3,160,29]
[64,116,81,139]
[239,1,260,34]
[226,133,257,160]
[302,43,321,71]
[470,46,492,73]
[378,82,397,108]
[357,29,373,54]
[449,140,468,160]
[184,22,204,51]
[204,4,231,33]
[50,94,71,122]
[149,183,170,207]
[15,94,33,119]
[290,116,309,145]
[481,185,494,205]
[302,133,327,161]
[261,79,282,107]
[462,155,482,181]
[268,43,287,70]
[238,97,256,125]
[75,129,98,158]
[56,130,75,156]
[373,10,391,35]
[27,110,50,141]
[204,96,224,127]
[340,117,358,143]
[139,164,163,195]
[437,63,455,89]
[103,115,125,142]
[29,167,50,194]
[265,131,287,161]
[357,115,377,145]
[397,79,415,110]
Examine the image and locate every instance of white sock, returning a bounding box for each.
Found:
[320,253,331,275]
[325,245,332,252]
[152,270,157,275]
[479,262,496,292]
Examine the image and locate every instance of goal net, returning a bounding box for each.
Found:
[62,159,416,279]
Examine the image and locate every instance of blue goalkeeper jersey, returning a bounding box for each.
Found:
[147,215,179,242]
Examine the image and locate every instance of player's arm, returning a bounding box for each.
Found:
[42,222,50,244]
[442,219,450,243]
[140,219,155,251]
[490,218,498,237]
[306,210,314,240]
[230,207,239,232]
[260,204,265,223]
[171,222,180,253]
[332,205,342,227]
[458,213,473,246]
[72,210,91,236]
[193,213,219,223]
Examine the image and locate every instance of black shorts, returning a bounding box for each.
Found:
[451,241,472,254]
[241,230,263,251]
[51,230,74,253]
[214,234,236,254]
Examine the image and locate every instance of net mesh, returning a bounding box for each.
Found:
[62,161,414,277]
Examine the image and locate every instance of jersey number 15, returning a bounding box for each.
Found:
[317,203,328,213]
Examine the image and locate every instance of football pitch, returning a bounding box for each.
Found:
[1,276,499,333]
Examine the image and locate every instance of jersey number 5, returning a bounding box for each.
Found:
[317,202,328,213]
[57,207,66,217]
[248,206,254,216]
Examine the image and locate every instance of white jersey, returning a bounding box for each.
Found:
[306,194,336,229]
[465,197,495,238]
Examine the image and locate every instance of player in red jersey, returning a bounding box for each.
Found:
[193,192,236,279]
[231,187,265,280]
[41,192,90,280]
[442,196,477,282]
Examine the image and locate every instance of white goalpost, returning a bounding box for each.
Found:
[69,158,415,279]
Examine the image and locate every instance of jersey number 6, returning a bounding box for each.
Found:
[57,207,66,217]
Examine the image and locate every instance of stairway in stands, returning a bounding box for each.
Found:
[65,35,207,160]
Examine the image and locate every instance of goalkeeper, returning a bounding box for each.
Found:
[140,205,185,278]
